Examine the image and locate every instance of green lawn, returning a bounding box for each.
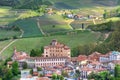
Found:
[9,18,43,37]
[0,30,101,60]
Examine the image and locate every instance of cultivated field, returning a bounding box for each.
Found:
[0,29,21,39]
[9,18,43,37]
[38,15,73,34]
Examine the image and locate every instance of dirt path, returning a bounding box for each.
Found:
[37,18,45,35]
[0,39,17,54]
[0,29,24,55]
[93,19,96,25]
[104,32,110,40]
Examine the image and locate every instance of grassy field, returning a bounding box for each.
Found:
[0,30,101,59]
[9,18,43,37]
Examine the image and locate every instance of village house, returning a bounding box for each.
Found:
[8,47,30,69]
[99,51,120,63]
[80,60,106,79]
[88,52,102,61]
[12,47,30,62]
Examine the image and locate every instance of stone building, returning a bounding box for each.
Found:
[43,40,71,57]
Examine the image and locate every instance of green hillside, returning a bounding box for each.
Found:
[0,30,102,59]
[0,0,119,9]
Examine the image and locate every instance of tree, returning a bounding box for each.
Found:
[115,64,120,78]
[4,69,13,80]
[52,74,64,80]
[52,74,57,80]
[4,57,12,65]
[40,46,44,53]
[60,75,64,80]
[23,62,27,69]
[37,67,42,71]
[62,71,68,77]
[12,61,19,76]
[30,49,42,57]
[30,69,33,75]
[30,49,36,57]
[81,23,84,29]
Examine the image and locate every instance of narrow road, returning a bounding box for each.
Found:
[20,29,24,38]
[93,19,96,25]
[0,29,24,55]
[37,18,45,35]
[0,39,17,54]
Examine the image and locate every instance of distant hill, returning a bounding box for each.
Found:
[0,0,119,9]
[52,0,119,9]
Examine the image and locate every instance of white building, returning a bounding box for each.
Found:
[26,57,69,68]
[109,51,120,61]
[99,51,120,63]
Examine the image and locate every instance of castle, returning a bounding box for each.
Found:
[43,39,71,58]
[26,40,71,68]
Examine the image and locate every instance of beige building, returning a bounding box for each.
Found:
[43,40,71,57]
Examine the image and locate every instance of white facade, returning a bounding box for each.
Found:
[99,51,120,63]
[99,57,109,63]
[109,51,120,61]
[26,57,68,68]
